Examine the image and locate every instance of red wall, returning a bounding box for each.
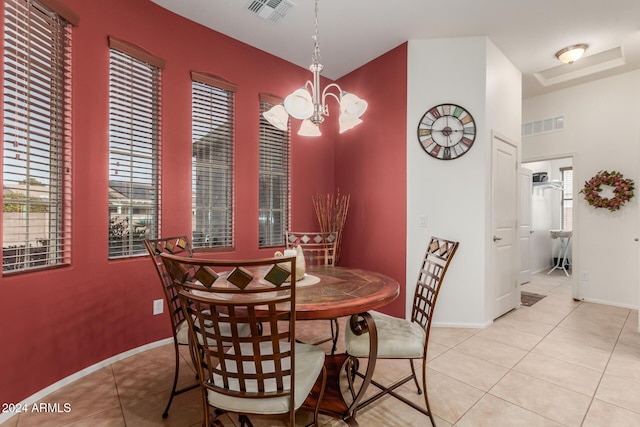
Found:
[335,44,408,317]
[0,0,337,404]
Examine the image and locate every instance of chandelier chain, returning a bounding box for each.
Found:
[312,0,320,65]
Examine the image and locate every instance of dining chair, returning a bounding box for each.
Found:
[143,235,199,419]
[344,236,459,426]
[160,253,328,427]
[285,231,339,354]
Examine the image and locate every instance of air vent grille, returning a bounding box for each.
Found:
[522,116,564,138]
[247,0,295,23]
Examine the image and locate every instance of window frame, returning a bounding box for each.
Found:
[2,0,77,274]
[190,71,236,250]
[561,166,573,231]
[107,37,163,259]
[258,94,290,248]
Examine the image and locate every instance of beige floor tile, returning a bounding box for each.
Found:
[525,302,578,324]
[619,313,640,348]
[582,399,640,427]
[513,351,602,396]
[60,407,125,427]
[475,323,543,351]
[499,306,562,327]
[545,324,618,353]
[112,344,198,405]
[354,393,448,427]
[532,337,611,372]
[559,308,628,339]
[428,327,478,348]
[456,394,564,427]
[490,371,592,426]
[429,349,509,391]
[426,340,450,361]
[493,312,557,337]
[454,335,528,368]
[121,387,203,427]
[16,367,120,427]
[595,373,640,413]
[415,368,484,424]
[605,341,640,384]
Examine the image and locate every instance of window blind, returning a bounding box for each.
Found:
[108,41,162,258]
[191,72,235,249]
[258,95,290,248]
[2,0,74,273]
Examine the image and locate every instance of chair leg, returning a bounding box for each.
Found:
[239,415,253,427]
[421,361,436,427]
[409,359,422,394]
[330,318,339,355]
[163,340,199,418]
[162,340,182,418]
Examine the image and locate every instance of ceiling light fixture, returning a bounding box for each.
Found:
[555,44,588,64]
[263,0,367,136]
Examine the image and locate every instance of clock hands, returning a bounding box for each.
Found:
[430,128,462,133]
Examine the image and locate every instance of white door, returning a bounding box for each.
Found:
[519,167,533,284]
[492,133,519,319]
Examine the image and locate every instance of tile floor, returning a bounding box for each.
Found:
[3,271,640,426]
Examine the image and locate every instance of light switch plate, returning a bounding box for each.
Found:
[153,299,164,315]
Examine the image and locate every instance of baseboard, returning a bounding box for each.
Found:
[579,297,638,311]
[0,338,173,425]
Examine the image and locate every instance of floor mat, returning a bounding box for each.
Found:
[521,291,546,306]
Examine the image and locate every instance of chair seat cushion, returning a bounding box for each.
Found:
[175,320,190,345]
[345,311,426,359]
[175,316,251,346]
[207,341,325,415]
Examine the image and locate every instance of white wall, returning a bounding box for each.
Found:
[407,37,521,327]
[523,70,640,309]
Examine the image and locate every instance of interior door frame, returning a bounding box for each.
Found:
[521,152,579,300]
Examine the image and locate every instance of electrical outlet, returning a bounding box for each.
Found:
[153,299,164,315]
[580,271,589,282]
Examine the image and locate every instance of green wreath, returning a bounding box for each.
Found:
[580,170,635,212]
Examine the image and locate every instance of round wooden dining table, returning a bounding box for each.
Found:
[295,265,399,319]
[295,265,400,426]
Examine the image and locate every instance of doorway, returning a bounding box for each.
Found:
[522,156,577,299]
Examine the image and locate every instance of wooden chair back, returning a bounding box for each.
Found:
[159,253,304,425]
[143,236,193,334]
[285,231,338,266]
[411,237,459,342]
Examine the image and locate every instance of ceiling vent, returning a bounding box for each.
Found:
[246,0,295,23]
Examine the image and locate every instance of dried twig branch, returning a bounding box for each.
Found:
[312,189,350,263]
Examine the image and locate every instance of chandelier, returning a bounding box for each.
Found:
[263,0,367,136]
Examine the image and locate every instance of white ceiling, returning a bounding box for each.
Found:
[150,0,640,98]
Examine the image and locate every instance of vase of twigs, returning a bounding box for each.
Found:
[312,190,350,264]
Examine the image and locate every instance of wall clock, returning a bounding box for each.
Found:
[417,103,476,160]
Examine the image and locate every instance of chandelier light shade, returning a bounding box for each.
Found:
[263,0,367,136]
[555,44,588,64]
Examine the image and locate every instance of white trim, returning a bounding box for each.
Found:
[580,298,639,311]
[0,338,173,425]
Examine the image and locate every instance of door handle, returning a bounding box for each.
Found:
[493,236,502,242]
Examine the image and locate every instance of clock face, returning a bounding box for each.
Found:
[417,104,476,160]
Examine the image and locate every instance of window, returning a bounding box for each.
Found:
[258,94,290,248]
[561,167,573,231]
[108,37,163,258]
[191,72,235,249]
[2,0,77,273]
